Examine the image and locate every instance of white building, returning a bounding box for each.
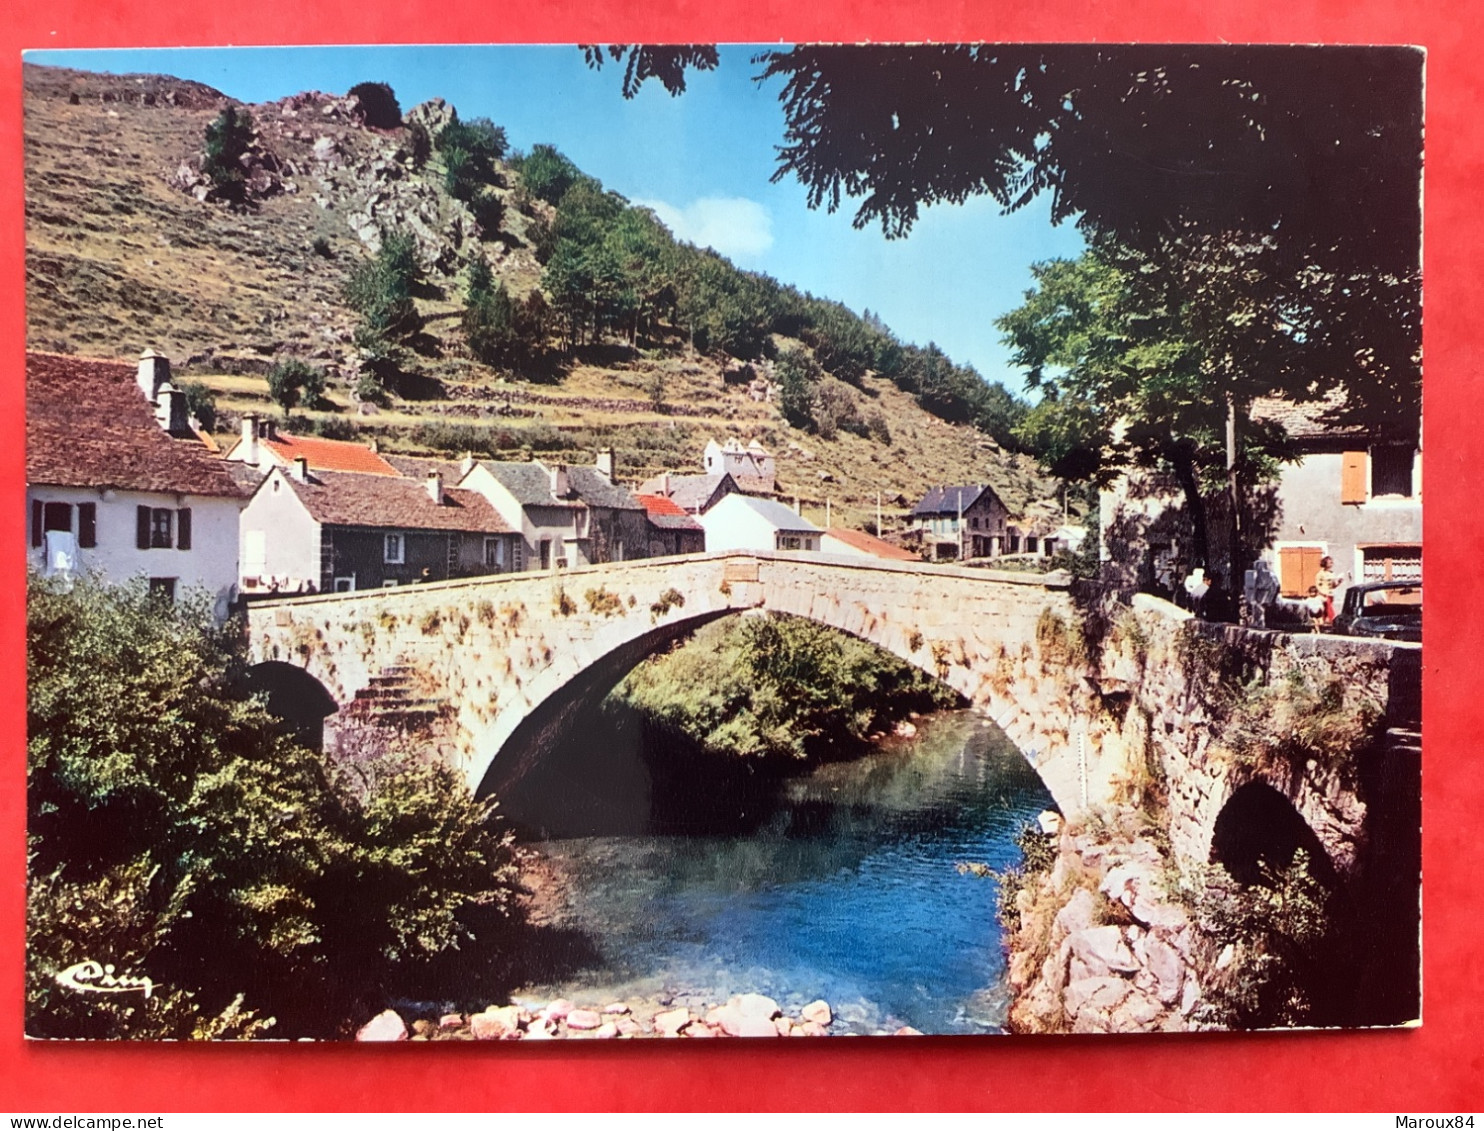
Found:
[697,493,823,553]
[26,351,249,616]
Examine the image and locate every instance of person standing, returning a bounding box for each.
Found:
[1314,555,1346,623]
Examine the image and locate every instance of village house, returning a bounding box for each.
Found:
[821,526,922,563]
[635,494,707,557]
[908,484,1012,561]
[698,493,823,553]
[238,461,518,594]
[1099,396,1422,598]
[223,413,401,477]
[1253,396,1422,596]
[458,451,651,571]
[638,436,779,515]
[26,350,249,616]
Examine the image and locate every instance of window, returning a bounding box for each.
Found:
[333,576,356,593]
[778,534,803,550]
[384,533,405,564]
[484,537,505,569]
[1371,447,1415,498]
[176,508,192,551]
[42,502,72,541]
[78,503,96,549]
[382,580,400,588]
[137,506,175,549]
[148,577,177,603]
[1361,545,1422,582]
[539,540,552,570]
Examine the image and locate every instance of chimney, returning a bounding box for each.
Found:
[368,438,379,453]
[241,413,261,465]
[162,386,191,435]
[459,454,475,479]
[595,447,616,481]
[550,463,571,499]
[426,470,443,504]
[291,456,309,483]
[661,471,672,497]
[137,349,170,403]
[794,495,801,514]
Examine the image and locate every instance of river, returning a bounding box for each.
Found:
[501,710,1055,1036]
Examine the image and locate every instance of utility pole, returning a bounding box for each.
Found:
[825,497,831,529]
[1227,393,1242,622]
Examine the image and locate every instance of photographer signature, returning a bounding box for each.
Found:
[55,960,155,999]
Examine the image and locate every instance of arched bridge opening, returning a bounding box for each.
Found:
[484,608,979,837]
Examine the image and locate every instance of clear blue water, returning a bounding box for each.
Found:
[514,712,1055,1035]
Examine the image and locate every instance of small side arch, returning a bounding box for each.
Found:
[244,661,340,751]
[1210,781,1337,888]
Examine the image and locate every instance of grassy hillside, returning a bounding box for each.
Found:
[23,63,1063,534]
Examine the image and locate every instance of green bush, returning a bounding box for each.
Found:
[201,107,254,205]
[514,143,579,205]
[26,574,520,1039]
[347,81,402,130]
[265,358,326,417]
[613,613,957,763]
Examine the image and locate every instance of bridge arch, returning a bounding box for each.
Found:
[246,552,1091,818]
[244,660,339,750]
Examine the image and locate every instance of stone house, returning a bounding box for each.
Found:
[238,461,518,594]
[702,436,777,494]
[909,484,1012,561]
[635,494,706,557]
[1254,397,1422,596]
[458,454,650,571]
[26,350,249,617]
[1099,396,1422,598]
[698,494,823,553]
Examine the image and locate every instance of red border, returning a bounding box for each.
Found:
[4,0,1481,1113]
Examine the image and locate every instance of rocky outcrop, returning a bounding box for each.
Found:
[1004,817,1204,1034]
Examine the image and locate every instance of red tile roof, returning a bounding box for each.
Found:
[274,469,513,534]
[262,433,401,476]
[636,493,704,531]
[27,352,246,498]
[824,527,921,561]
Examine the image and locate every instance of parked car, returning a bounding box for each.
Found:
[1332,580,1422,643]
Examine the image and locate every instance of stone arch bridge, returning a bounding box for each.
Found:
[246,550,1418,876]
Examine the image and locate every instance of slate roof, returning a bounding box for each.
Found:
[568,466,645,511]
[911,484,1000,517]
[260,433,400,476]
[635,494,705,531]
[474,461,579,508]
[824,527,920,561]
[273,469,512,533]
[27,352,246,498]
[637,472,732,513]
[724,494,822,533]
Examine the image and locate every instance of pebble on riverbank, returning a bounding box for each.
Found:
[359,993,845,1041]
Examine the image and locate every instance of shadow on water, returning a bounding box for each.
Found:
[500,697,804,840]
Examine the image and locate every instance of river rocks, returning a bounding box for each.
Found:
[387,992,850,1041]
[355,1009,408,1041]
[800,999,833,1027]
[893,720,918,738]
[706,993,783,1037]
[470,1005,521,1040]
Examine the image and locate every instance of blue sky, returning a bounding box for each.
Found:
[26,44,1085,392]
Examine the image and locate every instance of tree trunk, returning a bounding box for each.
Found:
[1170,446,1212,572]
